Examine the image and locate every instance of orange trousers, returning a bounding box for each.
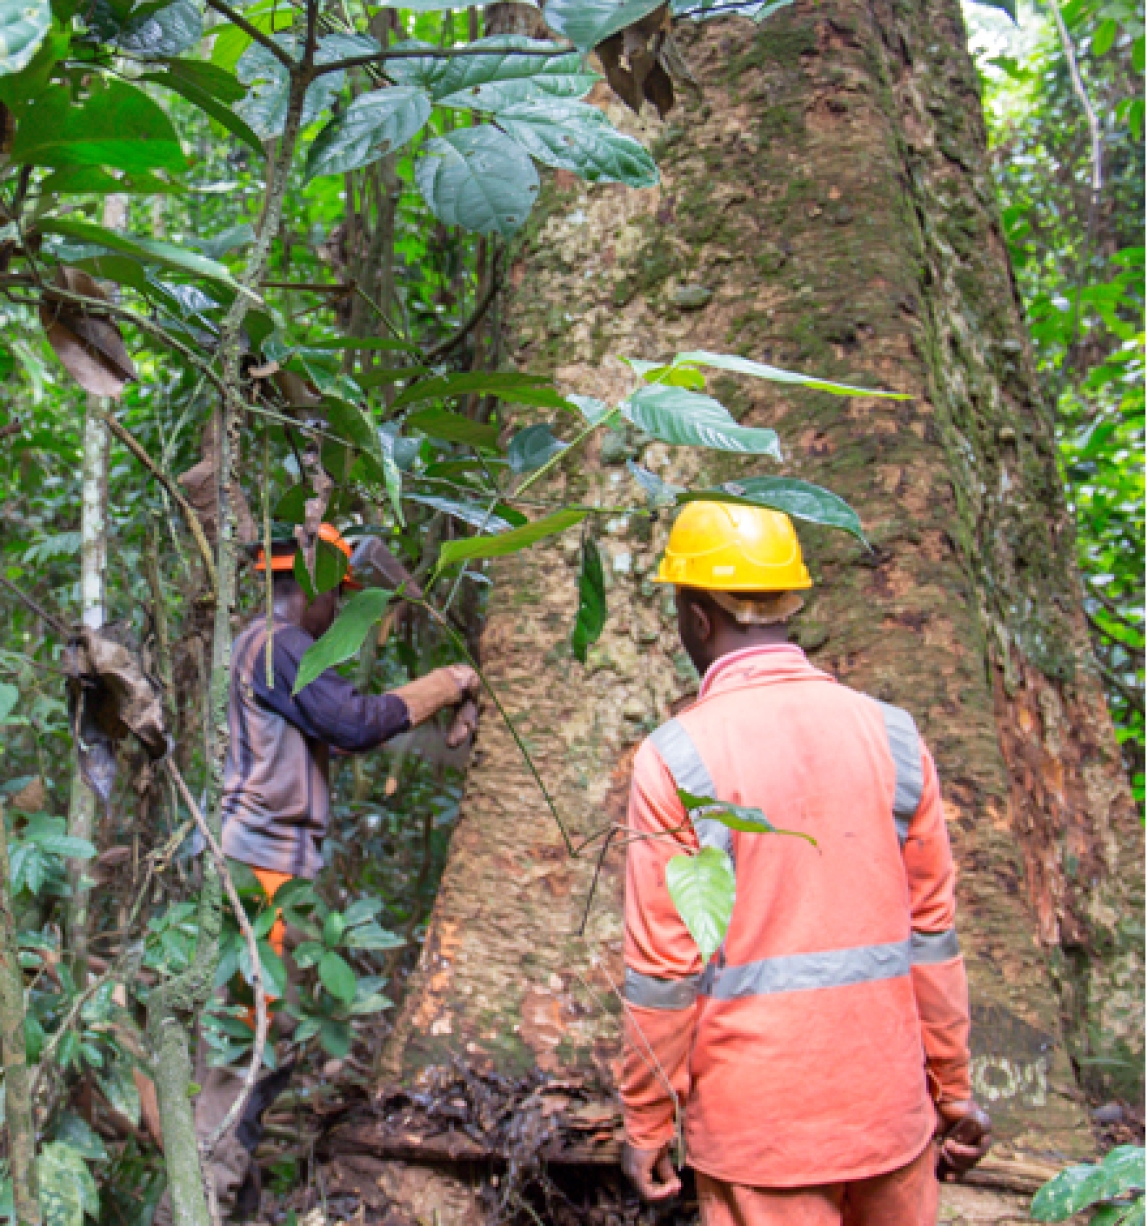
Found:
[252,866,291,960]
[696,1141,939,1226]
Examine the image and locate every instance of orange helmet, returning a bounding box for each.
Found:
[255,523,361,589]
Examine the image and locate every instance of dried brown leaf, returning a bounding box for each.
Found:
[39,267,137,398]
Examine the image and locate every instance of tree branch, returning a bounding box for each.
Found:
[203,0,299,71]
[0,574,69,638]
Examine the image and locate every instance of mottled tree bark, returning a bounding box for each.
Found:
[377,0,1143,1207]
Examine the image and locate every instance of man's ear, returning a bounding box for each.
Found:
[689,595,713,643]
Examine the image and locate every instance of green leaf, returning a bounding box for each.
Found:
[319,950,357,1005]
[665,847,735,963]
[38,218,253,299]
[294,588,391,695]
[678,477,866,543]
[673,350,909,399]
[210,0,293,71]
[404,407,500,450]
[627,461,683,507]
[623,384,782,458]
[0,21,64,107]
[373,0,498,9]
[342,897,383,926]
[166,57,247,103]
[571,536,606,663]
[142,69,264,155]
[416,126,540,238]
[677,788,775,832]
[436,507,587,571]
[323,395,403,517]
[39,165,184,195]
[236,33,374,140]
[291,940,324,970]
[318,1018,352,1058]
[496,100,658,187]
[12,79,186,172]
[323,909,346,948]
[404,493,514,534]
[508,423,568,473]
[568,393,616,425]
[543,0,665,51]
[0,682,17,723]
[96,1058,140,1127]
[53,1112,108,1163]
[306,87,431,180]
[392,369,564,411]
[0,0,50,77]
[1032,1149,1146,1220]
[344,921,404,951]
[37,1141,98,1226]
[95,0,202,59]
[1092,18,1117,55]
[409,36,598,110]
[672,0,794,20]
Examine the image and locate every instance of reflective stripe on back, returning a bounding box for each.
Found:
[648,718,733,857]
[624,968,701,1010]
[910,927,960,964]
[873,700,924,843]
[701,939,910,1001]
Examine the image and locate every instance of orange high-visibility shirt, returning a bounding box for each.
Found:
[620,644,970,1188]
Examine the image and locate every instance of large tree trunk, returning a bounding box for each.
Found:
[331,0,1143,1215]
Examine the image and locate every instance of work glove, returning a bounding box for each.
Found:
[393,664,479,729]
[622,1141,681,1203]
[936,1098,993,1181]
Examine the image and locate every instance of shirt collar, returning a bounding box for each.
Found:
[699,642,826,699]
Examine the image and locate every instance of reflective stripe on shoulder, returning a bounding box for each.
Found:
[910,927,960,964]
[624,968,701,1011]
[873,700,924,843]
[702,939,910,1001]
[648,718,732,857]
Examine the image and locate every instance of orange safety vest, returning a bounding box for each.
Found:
[620,644,970,1188]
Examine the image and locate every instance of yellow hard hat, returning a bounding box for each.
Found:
[654,501,812,592]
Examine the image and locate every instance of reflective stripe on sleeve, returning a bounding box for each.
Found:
[910,927,960,964]
[648,718,733,857]
[623,967,701,1010]
[701,939,911,1001]
[874,700,924,843]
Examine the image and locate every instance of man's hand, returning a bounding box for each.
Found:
[936,1099,992,1181]
[444,664,480,697]
[622,1141,681,1203]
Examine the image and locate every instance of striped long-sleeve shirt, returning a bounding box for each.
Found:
[220,617,409,878]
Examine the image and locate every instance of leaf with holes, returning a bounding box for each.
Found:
[0,0,49,76]
[294,589,391,695]
[623,384,781,457]
[571,536,606,663]
[678,477,866,543]
[665,847,735,962]
[416,126,539,238]
[543,0,665,51]
[496,100,657,186]
[13,79,186,172]
[436,508,587,571]
[306,87,431,180]
[673,350,909,398]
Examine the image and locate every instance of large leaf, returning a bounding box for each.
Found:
[306,87,431,180]
[570,536,606,663]
[406,36,598,109]
[416,126,539,238]
[142,69,263,154]
[392,369,565,411]
[544,0,665,50]
[40,218,251,303]
[665,847,735,963]
[165,57,247,103]
[404,407,499,450]
[673,350,909,399]
[508,422,568,473]
[672,0,794,19]
[95,0,203,59]
[496,100,658,186]
[37,1141,98,1226]
[323,396,403,517]
[623,384,782,457]
[12,79,186,173]
[678,477,866,542]
[436,507,587,570]
[237,33,375,141]
[0,682,18,723]
[404,493,514,534]
[1032,1149,1146,1221]
[0,0,50,76]
[294,588,391,694]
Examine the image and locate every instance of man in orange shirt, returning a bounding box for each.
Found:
[620,502,992,1224]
